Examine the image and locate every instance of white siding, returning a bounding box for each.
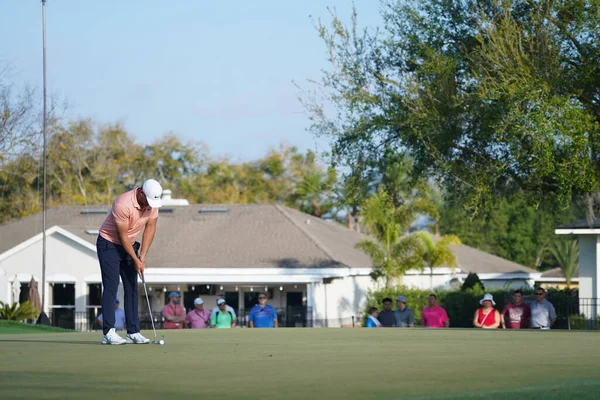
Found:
[0,233,99,312]
[312,275,373,327]
[578,235,600,318]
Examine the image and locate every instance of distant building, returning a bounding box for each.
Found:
[0,193,540,329]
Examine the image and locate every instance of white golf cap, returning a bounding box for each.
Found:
[194,298,204,305]
[142,179,163,208]
[217,298,226,305]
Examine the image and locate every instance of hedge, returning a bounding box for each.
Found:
[365,286,577,328]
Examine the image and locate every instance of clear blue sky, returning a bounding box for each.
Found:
[1,0,382,161]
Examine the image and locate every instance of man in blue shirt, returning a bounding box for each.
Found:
[249,292,278,328]
[98,298,126,331]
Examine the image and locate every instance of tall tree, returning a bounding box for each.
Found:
[545,239,579,289]
[355,189,425,287]
[303,0,600,220]
[412,231,461,291]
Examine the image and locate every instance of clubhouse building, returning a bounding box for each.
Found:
[0,191,541,329]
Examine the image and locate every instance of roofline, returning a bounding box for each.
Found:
[555,228,600,235]
[0,225,97,262]
[536,277,580,282]
[456,272,541,280]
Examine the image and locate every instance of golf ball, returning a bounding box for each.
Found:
[159,340,164,345]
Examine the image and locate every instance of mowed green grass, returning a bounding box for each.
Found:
[1,328,599,400]
[0,321,74,334]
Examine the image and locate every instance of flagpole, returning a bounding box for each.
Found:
[40,0,48,323]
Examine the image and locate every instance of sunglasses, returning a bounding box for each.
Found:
[536,293,544,296]
[258,297,267,299]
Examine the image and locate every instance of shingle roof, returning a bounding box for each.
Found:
[0,204,372,269]
[557,218,600,229]
[432,236,536,275]
[0,204,536,274]
[540,267,579,279]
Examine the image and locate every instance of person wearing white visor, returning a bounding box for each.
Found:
[97,179,163,345]
[473,293,501,329]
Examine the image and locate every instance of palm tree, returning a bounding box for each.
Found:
[355,190,424,287]
[546,239,579,289]
[0,301,39,321]
[413,231,462,291]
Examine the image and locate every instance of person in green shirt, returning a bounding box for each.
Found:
[211,299,236,328]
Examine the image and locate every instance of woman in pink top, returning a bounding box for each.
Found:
[421,294,450,328]
[473,293,500,329]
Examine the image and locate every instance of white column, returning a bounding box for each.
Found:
[0,276,7,305]
[577,235,600,318]
[306,282,315,326]
[44,282,51,313]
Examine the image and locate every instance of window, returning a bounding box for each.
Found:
[88,284,102,306]
[51,283,76,330]
[19,283,29,304]
[53,283,75,306]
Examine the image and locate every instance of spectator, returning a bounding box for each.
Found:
[98,298,126,331]
[249,292,278,328]
[378,297,395,327]
[530,288,557,329]
[211,293,237,320]
[211,299,236,328]
[394,296,414,327]
[501,290,531,329]
[366,307,382,328]
[162,292,186,329]
[421,294,450,328]
[473,294,501,329]
[185,298,211,329]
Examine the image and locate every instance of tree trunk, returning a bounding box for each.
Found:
[311,199,321,217]
[430,269,434,291]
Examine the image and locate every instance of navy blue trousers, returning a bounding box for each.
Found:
[97,235,140,335]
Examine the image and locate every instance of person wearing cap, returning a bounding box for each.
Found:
[185,298,211,329]
[162,292,186,329]
[473,293,501,329]
[211,299,236,328]
[249,292,278,328]
[97,298,126,331]
[97,179,163,345]
[211,293,237,320]
[394,296,414,327]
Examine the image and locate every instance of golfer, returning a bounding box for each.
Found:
[97,179,163,345]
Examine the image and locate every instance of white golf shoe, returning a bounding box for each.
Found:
[101,328,126,345]
[125,332,150,344]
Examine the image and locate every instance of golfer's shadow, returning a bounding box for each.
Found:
[0,339,100,345]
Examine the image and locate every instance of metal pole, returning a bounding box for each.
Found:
[41,0,48,317]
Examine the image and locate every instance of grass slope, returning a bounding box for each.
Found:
[0,328,599,399]
[0,320,73,334]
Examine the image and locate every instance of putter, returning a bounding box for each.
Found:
[141,273,163,345]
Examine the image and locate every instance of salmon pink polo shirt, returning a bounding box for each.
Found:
[99,188,158,245]
[421,305,449,328]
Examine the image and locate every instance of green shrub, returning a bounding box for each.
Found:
[0,301,39,321]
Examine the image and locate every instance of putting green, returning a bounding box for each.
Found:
[1,328,599,399]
